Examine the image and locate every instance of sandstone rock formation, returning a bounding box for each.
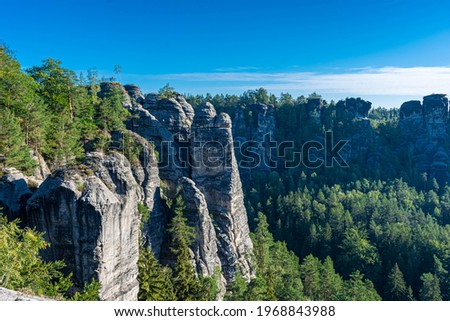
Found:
[191,102,254,282]
[336,97,372,120]
[399,94,450,184]
[0,83,256,300]
[26,152,142,301]
[232,103,276,173]
[0,168,32,221]
[0,287,52,301]
[121,87,254,284]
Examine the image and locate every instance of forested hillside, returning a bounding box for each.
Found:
[186,89,450,301]
[1,45,449,301]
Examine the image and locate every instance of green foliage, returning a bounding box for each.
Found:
[3,46,450,302]
[0,48,141,170]
[168,195,207,300]
[158,83,176,99]
[93,132,112,152]
[122,131,143,165]
[138,195,217,301]
[299,255,367,301]
[251,212,304,300]
[227,212,303,301]
[0,214,72,298]
[225,269,248,301]
[320,256,344,300]
[419,273,442,301]
[228,212,381,301]
[72,281,100,301]
[385,263,412,300]
[299,255,321,300]
[242,88,270,105]
[0,108,36,173]
[96,86,129,132]
[76,180,84,192]
[338,227,381,280]
[138,203,150,229]
[200,273,220,301]
[0,47,49,152]
[243,172,450,301]
[138,245,176,301]
[27,58,85,166]
[343,271,381,301]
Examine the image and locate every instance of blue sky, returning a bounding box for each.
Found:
[2,0,450,107]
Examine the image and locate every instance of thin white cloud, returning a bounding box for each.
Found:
[214,66,260,72]
[132,66,450,96]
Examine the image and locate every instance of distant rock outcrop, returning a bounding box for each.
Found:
[399,94,449,184]
[232,103,276,173]
[336,97,372,120]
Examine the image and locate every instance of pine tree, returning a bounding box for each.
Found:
[225,269,248,301]
[320,256,343,300]
[385,263,408,300]
[138,245,175,301]
[270,241,303,300]
[0,46,48,156]
[0,108,36,173]
[300,255,321,300]
[338,227,380,281]
[27,58,84,167]
[343,271,381,301]
[250,212,303,300]
[168,195,206,301]
[96,86,129,132]
[73,85,97,141]
[419,273,442,301]
[245,276,270,300]
[433,255,449,300]
[72,281,100,301]
[0,213,72,298]
[158,83,176,99]
[252,212,273,276]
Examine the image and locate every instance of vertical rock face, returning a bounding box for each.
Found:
[178,177,226,295]
[178,177,222,276]
[191,102,254,282]
[399,94,450,184]
[0,168,32,221]
[127,93,193,187]
[232,103,276,173]
[118,131,165,257]
[307,97,324,124]
[423,94,448,139]
[26,153,141,301]
[332,98,378,166]
[336,97,372,120]
[143,94,194,142]
[399,101,424,136]
[127,92,254,282]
